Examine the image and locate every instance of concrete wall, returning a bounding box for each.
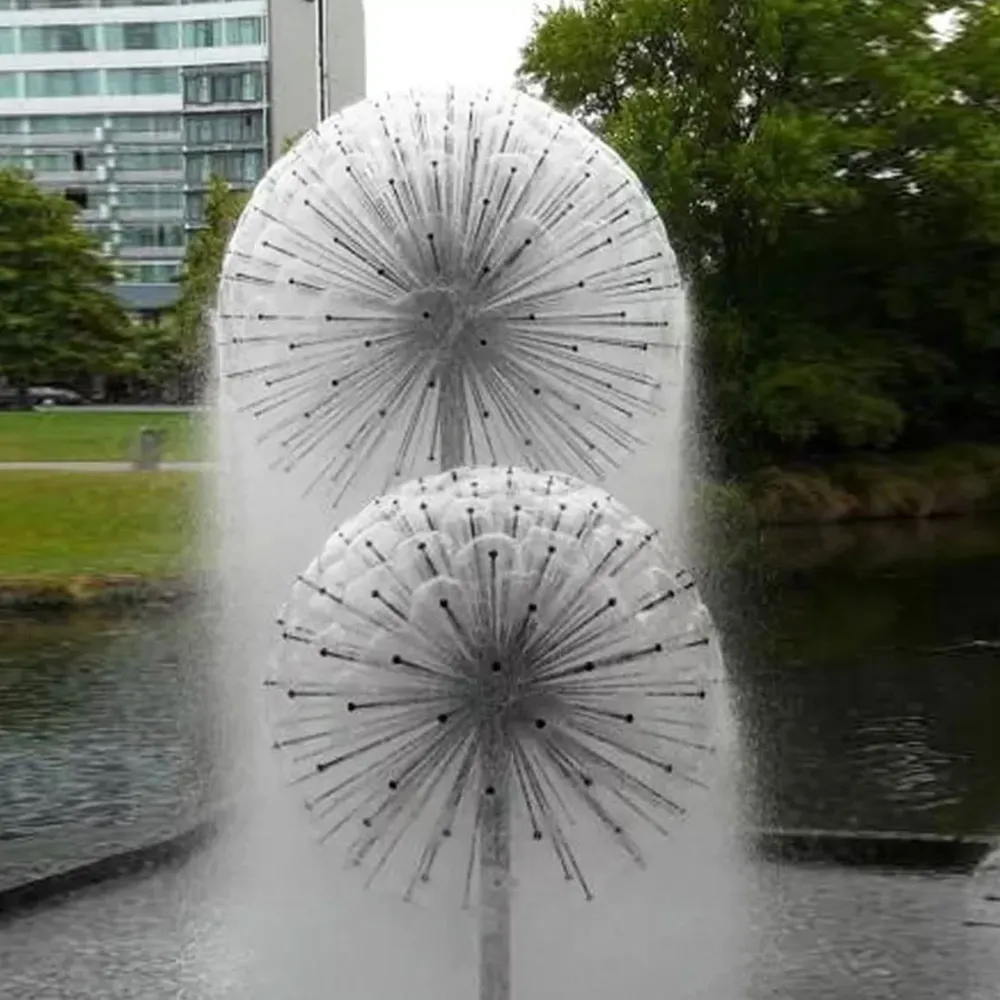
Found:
[267,0,366,161]
[326,0,367,112]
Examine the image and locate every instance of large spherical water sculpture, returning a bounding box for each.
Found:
[266,466,721,1000]
[216,87,685,503]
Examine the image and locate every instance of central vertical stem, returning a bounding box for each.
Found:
[436,360,511,1000]
[438,360,465,472]
[315,0,329,122]
[479,724,511,1000]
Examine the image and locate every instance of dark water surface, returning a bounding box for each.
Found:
[1,518,998,997]
[0,608,215,843]
[717,519,1000,838]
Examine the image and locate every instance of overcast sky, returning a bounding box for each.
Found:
[361,2,962,96]
[363,0,543,93]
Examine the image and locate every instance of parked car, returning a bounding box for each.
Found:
[0,385,87,409]
[28,386,86,406]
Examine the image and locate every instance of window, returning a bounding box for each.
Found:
[0,74,20,100]
[184,111,262,145]
[0,28,14,54]
[28,115,100,134]
[13,0,98,8]
[119,262,180,285]
[25,71,100,98]
[116,149,183,172]
[0,118,24,134]
[64,187,88,209]
[118,187,184,211]
[185,191,205,223]
[20,24,98,52]
[103,21,178,50]
[186,149,262,184]
[111,114,180,135]
[33,152,74,173]
[184,68,263,105]
[224,17,263,46]
[120,223,185,248]
[106,68,180,96]
[182,19,223,48]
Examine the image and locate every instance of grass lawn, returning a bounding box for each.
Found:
[0,471,200,579]
[0,410,204,463]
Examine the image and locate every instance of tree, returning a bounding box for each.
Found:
[520,0,1000,471]
[0,168,130,403]
[165,176,249,400]
[281,131,307,154]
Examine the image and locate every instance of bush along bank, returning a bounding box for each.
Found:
[711,445,1000,527]
[0,575,194,612]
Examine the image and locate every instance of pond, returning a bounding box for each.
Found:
[8,518,996,844]
[1,517,998,998]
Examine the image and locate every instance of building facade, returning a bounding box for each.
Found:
[0,0,365,314]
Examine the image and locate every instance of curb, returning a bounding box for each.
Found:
[749,827,997,871]
[0,815,222,922]
[0,819,993,925]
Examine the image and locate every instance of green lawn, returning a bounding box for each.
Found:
[0,471,199,579]
[0,410,205,463]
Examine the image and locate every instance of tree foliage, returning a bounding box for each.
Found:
[0,168,129,394]
[520,0,1000,470]
[162,176,249,399]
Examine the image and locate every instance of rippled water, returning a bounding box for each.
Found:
[1,519,999,997]
[0,609,216,842]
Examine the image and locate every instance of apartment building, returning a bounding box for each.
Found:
[0,0,365,314]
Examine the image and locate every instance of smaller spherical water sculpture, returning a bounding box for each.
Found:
[266,467,720,1000]
[216,86,685,504]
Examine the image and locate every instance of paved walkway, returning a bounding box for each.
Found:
[0,461,213,472]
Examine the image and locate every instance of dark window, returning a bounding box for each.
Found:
[123,22,156,49]
[72,150,85,171]
[64,187,87,209]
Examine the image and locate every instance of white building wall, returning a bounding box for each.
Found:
[266,0,365,160]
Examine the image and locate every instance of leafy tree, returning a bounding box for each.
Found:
[520,0,1000,470]
[166,176,249,400]
[0,168,129,403]
[282,131,307,154]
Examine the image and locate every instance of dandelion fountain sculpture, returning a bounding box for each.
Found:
[216,86,685,503]
[214,87,734,1000]
[265,468,721,998]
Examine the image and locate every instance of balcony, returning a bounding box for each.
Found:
[113,168,184,184]
[110,131,183,146]
[19,133,105,148]
[116,207,186,222]
[117,244,185,260]
[33,168,102,186]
